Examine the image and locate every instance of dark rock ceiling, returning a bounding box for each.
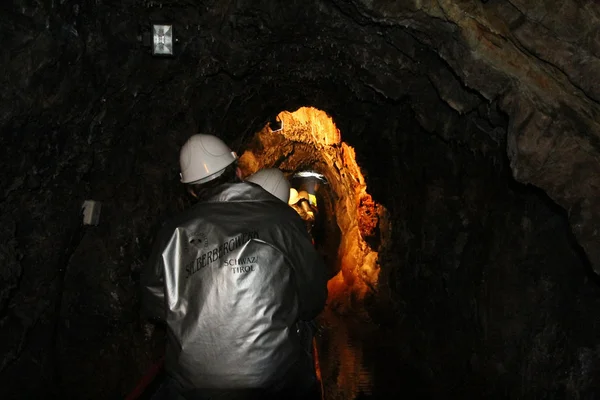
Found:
[3,0,599,271]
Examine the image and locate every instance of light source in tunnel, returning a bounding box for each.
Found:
[292,171,327,206]
[269,116,283,132]
[152,24,173,56]
[292,171,327,182]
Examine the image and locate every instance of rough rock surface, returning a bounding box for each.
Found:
[2,0,600,398]
[364,101,600,398]
[238,110,385,311]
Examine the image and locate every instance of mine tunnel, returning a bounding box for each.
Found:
[3,1,600,399]
[238,108,397,399]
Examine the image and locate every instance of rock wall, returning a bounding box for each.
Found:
[2,0,600,398]
[238,109,386,311]
[359,102,600,398]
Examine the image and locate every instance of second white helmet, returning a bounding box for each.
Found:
[179,134,237,184]
[246,168,290,203]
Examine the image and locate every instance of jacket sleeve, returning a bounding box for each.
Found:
[140,229,167,322]
[285,219,329,321]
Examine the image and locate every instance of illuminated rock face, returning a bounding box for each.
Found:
[239,107,387,311]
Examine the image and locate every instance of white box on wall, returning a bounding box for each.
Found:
[82,200,102,226]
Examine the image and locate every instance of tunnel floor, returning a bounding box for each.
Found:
[315,306,432,400]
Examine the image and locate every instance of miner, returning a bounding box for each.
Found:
[141,134,327,399]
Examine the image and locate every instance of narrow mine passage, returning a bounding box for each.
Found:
[239,107,402,399]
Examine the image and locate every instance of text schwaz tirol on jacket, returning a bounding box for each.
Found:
[141,182,328,390]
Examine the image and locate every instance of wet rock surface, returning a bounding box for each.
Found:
[2,0,600,398]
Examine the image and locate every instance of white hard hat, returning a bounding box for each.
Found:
[246,168,290,203]
[288,188,299,205]
[179,134,237,184]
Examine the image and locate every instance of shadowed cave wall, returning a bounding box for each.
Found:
[2,0,600,399]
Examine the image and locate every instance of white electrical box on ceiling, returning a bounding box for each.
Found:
[152,24,173,56]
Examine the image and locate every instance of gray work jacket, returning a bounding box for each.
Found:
[141,182,328,391]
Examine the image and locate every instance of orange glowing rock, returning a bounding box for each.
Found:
[358,193,379,240]
[240,106,386,309]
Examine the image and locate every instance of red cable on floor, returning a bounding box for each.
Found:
[312,338,325,400]
[125,357,165,400]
